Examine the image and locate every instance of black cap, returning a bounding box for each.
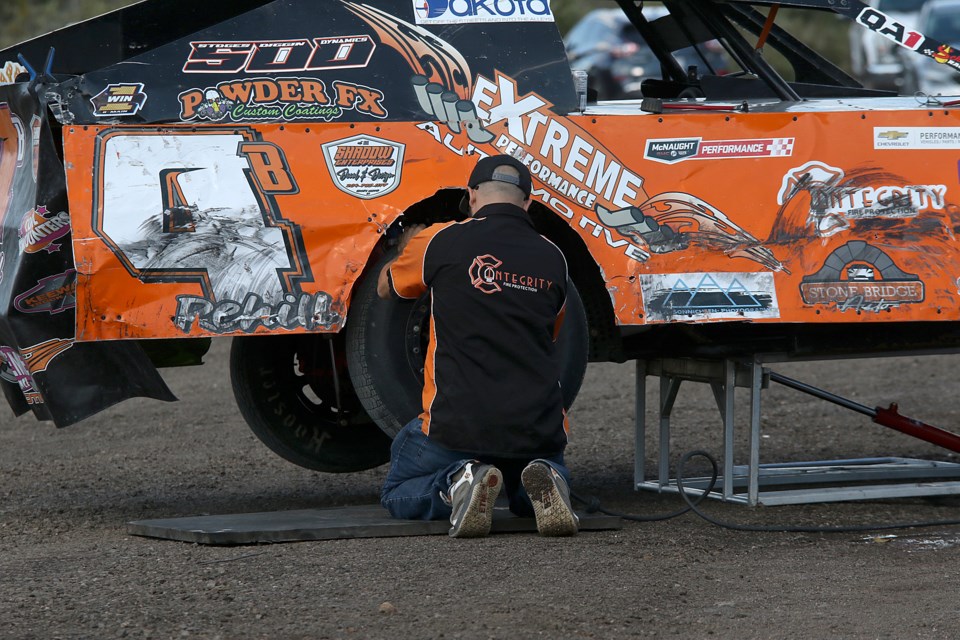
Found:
[467,155,532,197]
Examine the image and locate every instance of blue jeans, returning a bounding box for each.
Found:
[381,418,572,520]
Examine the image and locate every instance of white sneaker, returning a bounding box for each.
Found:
[447,462,502,538]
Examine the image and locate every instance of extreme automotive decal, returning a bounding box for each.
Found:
[18,205,70,254]
[183,36,376,74]
[346,4,783,271]
[89,83,148,117]
[178,78,387,122]
[640,272,779,322]
[800,241,924,313]
[412,0,554,25]
[0,61,26,86]
[13,269,77,315]
[321,134,404,199]
[91,127,345,335]
[874,127,960,149]
[777,161,947,237]
[644,137,795,164]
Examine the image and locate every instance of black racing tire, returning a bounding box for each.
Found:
[346,251,590,438]
[230,333,392,472]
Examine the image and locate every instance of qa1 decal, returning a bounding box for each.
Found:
[89,83,148,117]
[321,134,404,199]
[640,272,779,322]
[92,127,341,334]
[777,161,947,237]
[183,36,376,73]
[14,269,77,315]
[800,241,924,313]
[178,78,387,123]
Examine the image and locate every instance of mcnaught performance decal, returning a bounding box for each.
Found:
[644,137,795,164]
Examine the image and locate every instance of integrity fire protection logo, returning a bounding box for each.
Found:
[469,254,502,294]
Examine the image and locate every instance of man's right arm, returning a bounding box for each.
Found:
[377,223,428,300]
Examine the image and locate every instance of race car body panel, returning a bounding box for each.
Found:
[2,0,960,425]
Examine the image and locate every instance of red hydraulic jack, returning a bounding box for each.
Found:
[768,371,960,454]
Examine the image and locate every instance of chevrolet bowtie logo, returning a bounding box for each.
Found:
[878,130,909,140]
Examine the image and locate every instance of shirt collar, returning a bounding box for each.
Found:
[472,202,532,225]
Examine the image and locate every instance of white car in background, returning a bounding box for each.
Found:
[849,0,927,90]
[900,0,960,95]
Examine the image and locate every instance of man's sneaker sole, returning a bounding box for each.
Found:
[522,463,578,537]
[449,467,502,538]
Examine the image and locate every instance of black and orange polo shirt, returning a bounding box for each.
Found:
[387,203,570,458]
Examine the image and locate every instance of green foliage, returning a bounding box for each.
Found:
[0,0,136,50]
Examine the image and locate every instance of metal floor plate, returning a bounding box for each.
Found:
[127,504,622,545]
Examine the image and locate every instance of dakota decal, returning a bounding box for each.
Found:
[874,127,960,149]
[18,205,71,254]
[644,137,795,164]
[413,0,554,25]
[89,83,148,117]
[183,36,376,74]
[800,241,923,313]
[778,161,947,236]
[14,269,77,315]
[640,272,779,322]
[178,78,387,122]
[321,134,404,199]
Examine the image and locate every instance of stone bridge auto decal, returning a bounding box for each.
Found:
[800,241,924,313]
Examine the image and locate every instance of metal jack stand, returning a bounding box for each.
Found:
[635,357,960,506]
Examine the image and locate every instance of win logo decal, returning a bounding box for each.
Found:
[640,272,780,322]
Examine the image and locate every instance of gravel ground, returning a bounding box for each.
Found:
[3,339,960,639]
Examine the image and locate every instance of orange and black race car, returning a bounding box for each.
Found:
[2,0,960,472]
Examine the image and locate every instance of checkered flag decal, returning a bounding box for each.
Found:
[769,138,795,156]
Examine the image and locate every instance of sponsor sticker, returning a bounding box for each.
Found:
[183,36,376,73]
[800,241,923,313]
[413,0,554,25]
[14,269,77,315]
[874,127,960,149]
[321,134,404,199]
[778,160,946,236]
[18,206,70,254]
[644,137,795,164]
[90,83,148,117]
[178,78,386,122]
[0,61,26,85]
[640,272,779,322]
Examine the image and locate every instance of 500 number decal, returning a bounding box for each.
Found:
[92,128,341,335]
[183,36,376,73]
